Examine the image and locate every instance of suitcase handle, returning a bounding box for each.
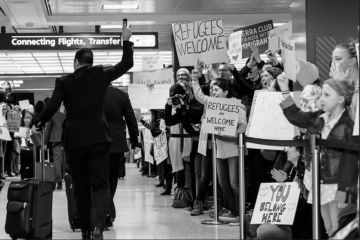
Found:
[33,131,46,181]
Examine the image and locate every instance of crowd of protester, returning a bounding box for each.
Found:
[137,40,359,239]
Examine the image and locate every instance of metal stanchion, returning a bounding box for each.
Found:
[202,134,227,225]
[148,161,151,177]
[311,135,320,240]
[238,134,245,239]
[1,140,4,177]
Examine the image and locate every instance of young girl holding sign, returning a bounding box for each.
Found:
[278,73,358,237]
[191,70,247,224]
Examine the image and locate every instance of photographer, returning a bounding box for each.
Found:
[164,82,203,204]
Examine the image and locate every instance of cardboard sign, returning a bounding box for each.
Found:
[268,22,293,53]
[14,127,29,138]
[172,18,228,66]
[251,182,300,225]
[142,128,154,164]
[6,112,21,132]
[202,97,242,136]
[228,31,243,64]
[144,128,153,143]
[19,100,30,110]
[142,55,163,70]
[233,20,274,59]
[133,68,174,85]
[153,131,168,164]
[128,84,170,109]
[246,91,296,150]
[0,126,11,141]
[280,37,296,81]
[353,100,359,136]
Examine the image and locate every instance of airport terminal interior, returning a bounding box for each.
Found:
[0,0,359,239]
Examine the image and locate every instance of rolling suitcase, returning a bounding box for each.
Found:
[20,147,34,180]
[64,174,81,231]
[5,131,53,239]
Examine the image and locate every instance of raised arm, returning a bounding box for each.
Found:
[191,74,208,105]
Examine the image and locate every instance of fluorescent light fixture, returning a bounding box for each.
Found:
[134,51,158,55]
[102,3,139,10]
[7,53,33,57]
[11,57,35,61]
[33,53,58,57]
[101,25,130,29]
[157,51,172,55]
[94,52,109,56]
[58,52,76,57]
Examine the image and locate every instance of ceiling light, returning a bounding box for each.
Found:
[102,4,139,10]
[101,25,131,29]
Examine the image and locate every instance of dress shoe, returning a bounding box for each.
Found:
[57,181,63,190]
[81,231,92,240]
[160,190,171,195]
[155,181,165,187]
[92,227,103,240]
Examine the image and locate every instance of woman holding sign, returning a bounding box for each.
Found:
[191,71,247,224]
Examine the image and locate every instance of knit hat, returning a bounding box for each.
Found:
[296,59,320,87]
[169,83,186,97]
[300,85,322,112]
[176,68,191,81]
[323,79,355,106]
[266,67,283,79]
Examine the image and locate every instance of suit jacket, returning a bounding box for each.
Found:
[38,41,134,150]
[104,85,139,153]
[44,110,66,144]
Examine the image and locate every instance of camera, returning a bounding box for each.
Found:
[172,96,182,106]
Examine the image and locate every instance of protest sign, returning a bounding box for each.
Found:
[133,68,174,85]
[144,128,153,143]
[233,20,274,59]
[6,112,21,132]
[0,126,11,141]
[19,100,30,110]
[201,97,242,136]
[246,91,296,150]
[142,55,163,71]
[228,31,243,64]
[172,18,228,66]
[153,132,168,164]
[14,127,29,138]
[268,21,293,53]
[251,182,300,225]
[353,100,359,136]
[128,84,171,109]
[280,36,296,81]
[142,128,154,164]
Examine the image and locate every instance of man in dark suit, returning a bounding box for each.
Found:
[44,109,66,190]
[103,85,139,223]
[35,26,136,240]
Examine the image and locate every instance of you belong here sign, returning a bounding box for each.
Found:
[202,97,242,136]
[172,18,228,66]
[251,182,300,225]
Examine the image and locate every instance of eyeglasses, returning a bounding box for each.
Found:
[218,69,229,72]
[177,74,187,77]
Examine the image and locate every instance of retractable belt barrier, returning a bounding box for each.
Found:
[239,134,359,240]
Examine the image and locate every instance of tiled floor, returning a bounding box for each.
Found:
[0,163,240,239]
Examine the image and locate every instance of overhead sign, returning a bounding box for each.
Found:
[0,32,158,50]
[133,69,174,85]
[233,20,274,59]
[251,182,300,225]
[142,55,163,70]
[172,18,228,66]
[202,97,242,136]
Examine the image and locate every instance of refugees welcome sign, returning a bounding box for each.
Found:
[172,19,228,66]
[202,97,242,136]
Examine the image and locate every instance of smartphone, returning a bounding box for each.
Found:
[123,18,128,28]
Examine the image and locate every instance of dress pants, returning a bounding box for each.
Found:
[52,142,64,183]
[108,152,124,219]
[66,142,111,231]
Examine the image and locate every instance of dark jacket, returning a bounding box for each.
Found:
[37,41,134,150]
[280,96,358,204]
[164,95,204,137]
[104,85,139,153]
